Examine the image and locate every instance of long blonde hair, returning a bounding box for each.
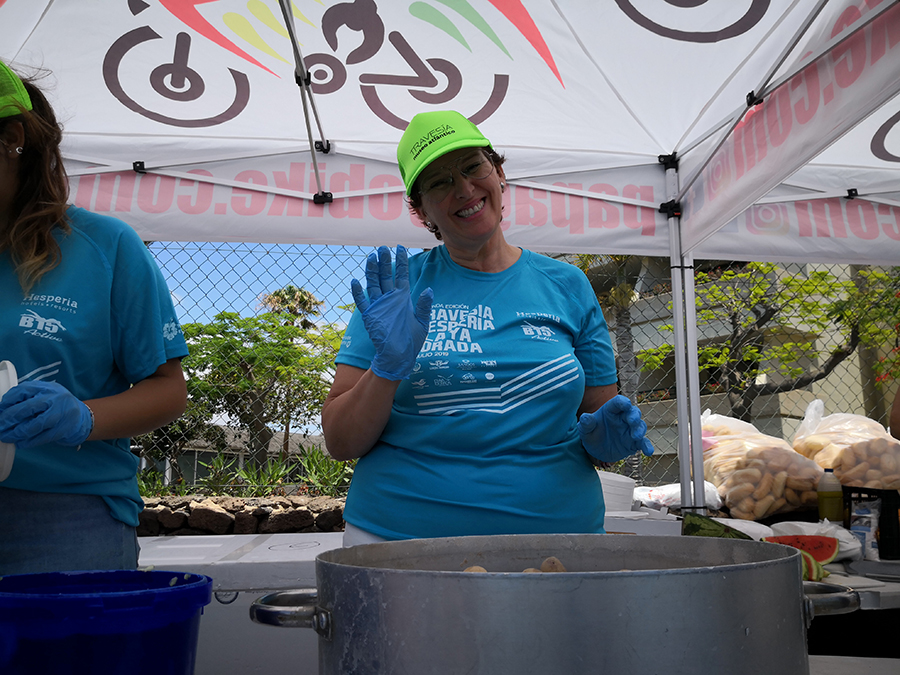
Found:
[0,73,69,296]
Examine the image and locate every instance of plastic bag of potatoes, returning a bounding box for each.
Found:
[833,435,900,490]
[702,411,822,521]
[792,399,890,470]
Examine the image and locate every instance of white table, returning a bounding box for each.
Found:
[140,533,343,675]
[810,656,898,674]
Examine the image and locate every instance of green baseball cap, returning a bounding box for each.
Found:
[0,60,32,119]
[397,110,491,196]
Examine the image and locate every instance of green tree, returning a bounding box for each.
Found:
[639,263,900,422]
[258,284,325,456]
[258,284,324,329]
[182,310,342,468]
[134,397,225,487]
[863,267,900,389]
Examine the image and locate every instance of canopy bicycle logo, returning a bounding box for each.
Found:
[100,0,564,129]
[613,0,769,42]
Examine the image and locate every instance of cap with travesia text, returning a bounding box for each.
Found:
[397,110,491,196]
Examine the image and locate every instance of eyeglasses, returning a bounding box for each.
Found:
[417,152,495,200]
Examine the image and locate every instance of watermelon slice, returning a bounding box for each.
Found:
[681,512,752,539]
[799,551,813,581]
[798,549,830,581]
[799,551,811,581]
[762,535,839,564]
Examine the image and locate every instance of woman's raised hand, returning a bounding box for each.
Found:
[350,245,433,381]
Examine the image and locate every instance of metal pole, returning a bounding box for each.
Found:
[276,0,332,203]
[682,251,707,511]
[663,164,694,509]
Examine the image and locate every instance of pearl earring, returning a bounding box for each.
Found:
[15,147,23,155]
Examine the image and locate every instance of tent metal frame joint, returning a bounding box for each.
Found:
[659,200,682,219]
[658,152,678,171]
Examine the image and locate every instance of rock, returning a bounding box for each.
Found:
[187,498,235,534]
[159,506,190,531]
[214,496,245,513]
[167,496,199,511]
[308,496,342,513]
[234,509,260,534]
[315,503,344,531]
[287,495,312,508]
[250,497,284,510]
[269,496,291,509]
[137,495,344,536]
[259,507,315,533]
[157,507,188,530]
[137,507,161,536]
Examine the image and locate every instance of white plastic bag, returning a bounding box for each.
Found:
[634,481,723,510]
[793,399,893,471]
[768,520,862,562]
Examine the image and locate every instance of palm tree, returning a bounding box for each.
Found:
[257,285,325,458]
[258,284,323,329]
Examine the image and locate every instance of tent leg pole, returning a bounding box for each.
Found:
[665,167,694,510]
[669,244,696,509]
[682,252,707,512]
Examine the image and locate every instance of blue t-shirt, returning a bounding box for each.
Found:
[0,206,188,526]
[336,247,617,540]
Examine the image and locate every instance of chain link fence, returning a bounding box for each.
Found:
[141,242,900,490]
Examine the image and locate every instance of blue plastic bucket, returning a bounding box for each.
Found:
[0,569,212,675]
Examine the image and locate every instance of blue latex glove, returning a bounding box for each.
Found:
[578,395,654,463]
[351,245,433,381]
[0,381,94,448]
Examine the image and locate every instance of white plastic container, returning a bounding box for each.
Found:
[598,470,636,513]
[0,360,17,481]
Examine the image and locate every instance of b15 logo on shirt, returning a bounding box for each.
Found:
[520,321,557,342]
[18,310,66,342]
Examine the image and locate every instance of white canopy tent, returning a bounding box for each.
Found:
[4,0,900,508]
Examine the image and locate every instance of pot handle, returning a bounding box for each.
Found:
[803,581,860,628]
[249,588,331,638]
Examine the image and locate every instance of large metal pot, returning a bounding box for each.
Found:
[250,534,858,675]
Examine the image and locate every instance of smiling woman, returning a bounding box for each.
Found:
[411,145,510,265]
[320,109,654,545]
[400,112,508,264]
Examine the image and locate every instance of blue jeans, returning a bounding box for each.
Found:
[0,486,139,575]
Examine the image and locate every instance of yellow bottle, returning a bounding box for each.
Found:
[817,468,843,522]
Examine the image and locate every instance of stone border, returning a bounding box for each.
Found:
[138,495,345,536]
